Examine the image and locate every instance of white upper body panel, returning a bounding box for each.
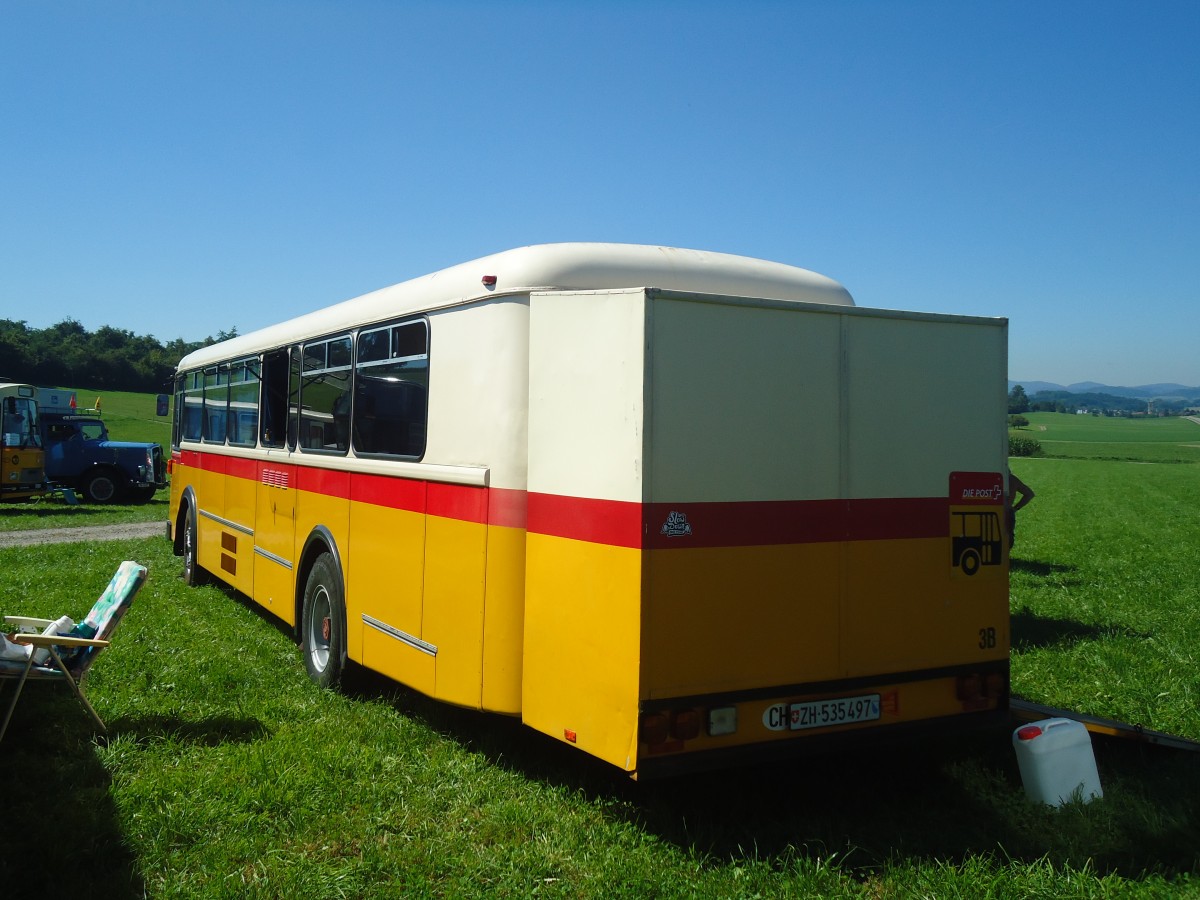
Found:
[177,243,853,371]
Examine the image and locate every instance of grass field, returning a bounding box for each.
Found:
[50,386,174,447]
[1,409,1198,896]
[0,388,172,530]
[1013,411,1200,464]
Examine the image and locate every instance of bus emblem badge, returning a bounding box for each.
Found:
[660,511,692,537]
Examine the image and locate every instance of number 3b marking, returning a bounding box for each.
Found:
[978,626,997,650]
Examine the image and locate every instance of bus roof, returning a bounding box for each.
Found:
[177,243,854,370]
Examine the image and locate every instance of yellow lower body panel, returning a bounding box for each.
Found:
[522,534,643,772]
[642,543,843,697]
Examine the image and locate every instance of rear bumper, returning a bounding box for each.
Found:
[635,705,1009,779]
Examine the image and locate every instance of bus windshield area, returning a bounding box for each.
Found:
[1,397,42,449]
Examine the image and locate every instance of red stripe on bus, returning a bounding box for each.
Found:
[297,466,351,500]
[225,456,258,481]
[428,481,487,523]
[350,472,426,513]
[846,497,947,542]
[488,488,528,529]
[173,450,953,547]
[527,493,644,549]
[524,496,950,549]
[644,497,947,549]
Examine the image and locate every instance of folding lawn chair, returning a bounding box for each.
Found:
[0,560,148,744]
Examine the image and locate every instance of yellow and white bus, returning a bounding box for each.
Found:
[169,243,1010,778]
[0,382,47,501]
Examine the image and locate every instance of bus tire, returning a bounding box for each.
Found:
[181,507,207,587]
[82,469,121,504]
[302,553,346,690]
[960,549,981,576]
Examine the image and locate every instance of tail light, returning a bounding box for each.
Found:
[671,709,701,741]
[639,705,738,747]
[956,671,1007,709]
[640,712,670,746]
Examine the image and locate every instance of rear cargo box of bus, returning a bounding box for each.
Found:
[521,287,1009,778]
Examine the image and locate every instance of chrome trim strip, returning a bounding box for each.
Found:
[198,508,254,536]
[362,614,438,657]
[253,545,293,570]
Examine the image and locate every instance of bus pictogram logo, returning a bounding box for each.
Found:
[951,510,1002,575]
[949,471,1004,577]
[660,511,692,537]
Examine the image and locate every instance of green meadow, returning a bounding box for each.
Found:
[0,388,172,529]
[1014,411,1200,464]
[0,409,1198,896]
[46,386,173,448]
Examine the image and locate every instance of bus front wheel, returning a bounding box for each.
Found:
[182,509,207,587]
[302,553,346,690]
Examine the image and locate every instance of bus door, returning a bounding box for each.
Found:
[253,348,298,622]
[351,321,437,695]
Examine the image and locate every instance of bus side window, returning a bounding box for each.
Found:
[261,349,289,448]
[352,319,428,458]
[227,358,260,448]
[299,335,352,454]
[181,372,204,442]
[203,366,227,444]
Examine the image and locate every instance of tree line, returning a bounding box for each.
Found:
[0,318,236,394]
[1008,384,1198,416]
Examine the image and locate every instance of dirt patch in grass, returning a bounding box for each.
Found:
[0,521,164,548]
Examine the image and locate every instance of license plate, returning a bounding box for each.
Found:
[789,694,881,731]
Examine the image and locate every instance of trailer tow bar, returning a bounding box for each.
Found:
[1011,698,1200,753]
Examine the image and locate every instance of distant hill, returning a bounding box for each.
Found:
[1009,381,1200,402]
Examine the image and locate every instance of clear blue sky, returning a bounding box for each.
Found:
[3,1,1197,387]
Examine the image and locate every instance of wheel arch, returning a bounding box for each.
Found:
[174,485,199,556]
[295,526,347,659]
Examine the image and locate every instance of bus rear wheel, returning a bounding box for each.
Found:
[302,553,346,690]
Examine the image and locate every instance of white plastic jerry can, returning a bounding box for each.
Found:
[1012,717,1103,806]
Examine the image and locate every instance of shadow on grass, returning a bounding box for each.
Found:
[0,495,171,521]
[1,698,267,897]
[107,712,270,746]
[202,576,297,644]
[0,690,145,898]
[1011,607,1151,652]
[345,668,1200,883]
[183,576,1197,884]
[1011,607,1105,651]
[1010,557,1077,578]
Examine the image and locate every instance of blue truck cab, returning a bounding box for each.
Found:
[38,391,167,504]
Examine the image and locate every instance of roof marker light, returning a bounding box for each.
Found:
[482,274,498,287]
